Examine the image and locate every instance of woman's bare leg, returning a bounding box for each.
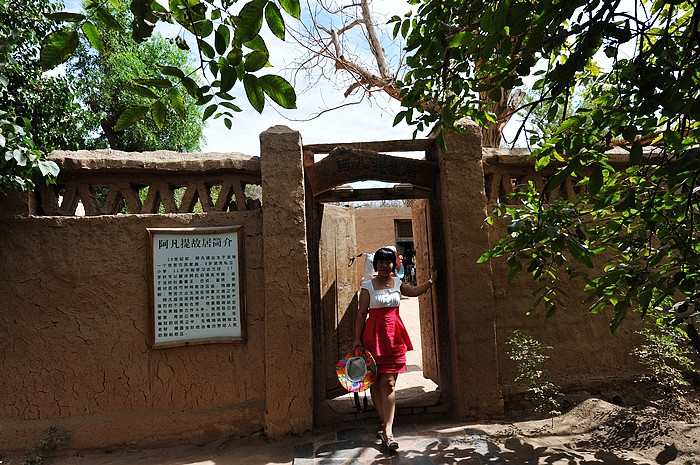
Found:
[370,379,384,425]
[381,373,398,438]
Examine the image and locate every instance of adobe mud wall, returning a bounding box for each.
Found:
[0,130,316,453]
[0,212,265,452]
[488,215,647,398]
[480,146,647,396]
[0,124,660,453]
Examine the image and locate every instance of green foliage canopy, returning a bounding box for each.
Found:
[67,2,205,152]
[397,0,699,344]
[41,0,300,131]
[0,0,97,193]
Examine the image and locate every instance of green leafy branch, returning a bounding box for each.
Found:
[0,110,59,193]
[40,0,300,132]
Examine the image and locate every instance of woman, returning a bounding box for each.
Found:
[351,247,436,450]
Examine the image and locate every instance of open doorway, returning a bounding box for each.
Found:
[319,203,441,418]
[302,140,445,424]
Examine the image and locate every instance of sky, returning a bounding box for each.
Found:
[62,0,428,156]
[59,1,643,156]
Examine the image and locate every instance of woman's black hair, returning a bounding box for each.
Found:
[372,247,397,272]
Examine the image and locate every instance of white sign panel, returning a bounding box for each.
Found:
[147,226,245,347]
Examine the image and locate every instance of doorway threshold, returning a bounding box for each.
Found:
[326,380,441,414]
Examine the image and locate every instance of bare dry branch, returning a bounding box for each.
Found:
[360,0,392,80]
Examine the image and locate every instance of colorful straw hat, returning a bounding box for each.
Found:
[336,347,377,392]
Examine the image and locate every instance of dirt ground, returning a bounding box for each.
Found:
[485,384,700,465]
[2,384,697,465]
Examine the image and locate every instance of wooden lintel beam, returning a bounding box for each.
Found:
[315,186,432,203]
[303,138,435,154]
[305,146,437,196]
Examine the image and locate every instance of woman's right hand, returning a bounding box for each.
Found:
[351,339,362,350]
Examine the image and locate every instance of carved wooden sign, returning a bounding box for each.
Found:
[305,147,437,196]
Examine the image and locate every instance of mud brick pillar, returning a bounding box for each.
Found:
[260,126,313,438]
[437,119,504,419]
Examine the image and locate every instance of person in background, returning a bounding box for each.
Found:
[403,248,416,285]
[396,254,404,280]
[351,247,436,450]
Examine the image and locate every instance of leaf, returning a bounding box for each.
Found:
[81,21,106,55]
[114,106,149,131]
[125,83,160,99]
[170,0,213,37]
[197,94,214,105]
[244,51,269,72]
[38,160,60,177]
[221,102,242,112]
[265,2,285,40]
[40,29,79,70]
[448,31,469,48]
[10,149,28,166]
[401,19,410,38]
[535,152,550,171]
[556,114,583,134]
[589,300,606,314]
[629,140,642,164]
[168,87,186,118]
[151,100,166,129]
[192,18,214,38]
[609,303,627,333]
[477,249,496,263]
[175,36,190,50]
[259,74,296,109]
[244,35,268,53]
[44,12,86,22]
[158,65,185,79]
[197,39,215,59]
[220,64,237,92]
[565,236,594,268]
[179,76,200,98]
[236,0,266,44]
[547,166,573,192]
[215,24,231,55]
[133,78,173,88]
[202,104,217,120]
[278,0,301,19]
[588,165,603,195]
[227,48,243,66]
[507,260,522,281]
[614,190,635,212]
[243,74,264,113]
[95,6,123,30]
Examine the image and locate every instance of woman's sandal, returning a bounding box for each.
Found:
[381,431,399,450]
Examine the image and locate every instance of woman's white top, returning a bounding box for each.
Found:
[361,277,402,308]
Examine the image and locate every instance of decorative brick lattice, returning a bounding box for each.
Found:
[37,150,263,216]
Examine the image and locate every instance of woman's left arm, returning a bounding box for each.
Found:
[401,269,437,297]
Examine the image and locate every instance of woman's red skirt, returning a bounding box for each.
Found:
[361,306,413,374]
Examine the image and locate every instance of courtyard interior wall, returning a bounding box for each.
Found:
[353,206,412,284]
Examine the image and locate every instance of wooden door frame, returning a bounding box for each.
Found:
[303,139,452,424]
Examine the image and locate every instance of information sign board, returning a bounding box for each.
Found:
[147,226,246,347]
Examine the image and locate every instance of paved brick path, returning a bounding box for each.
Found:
[292,423,503,464]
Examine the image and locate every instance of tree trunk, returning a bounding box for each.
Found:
[480,88,526,148]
